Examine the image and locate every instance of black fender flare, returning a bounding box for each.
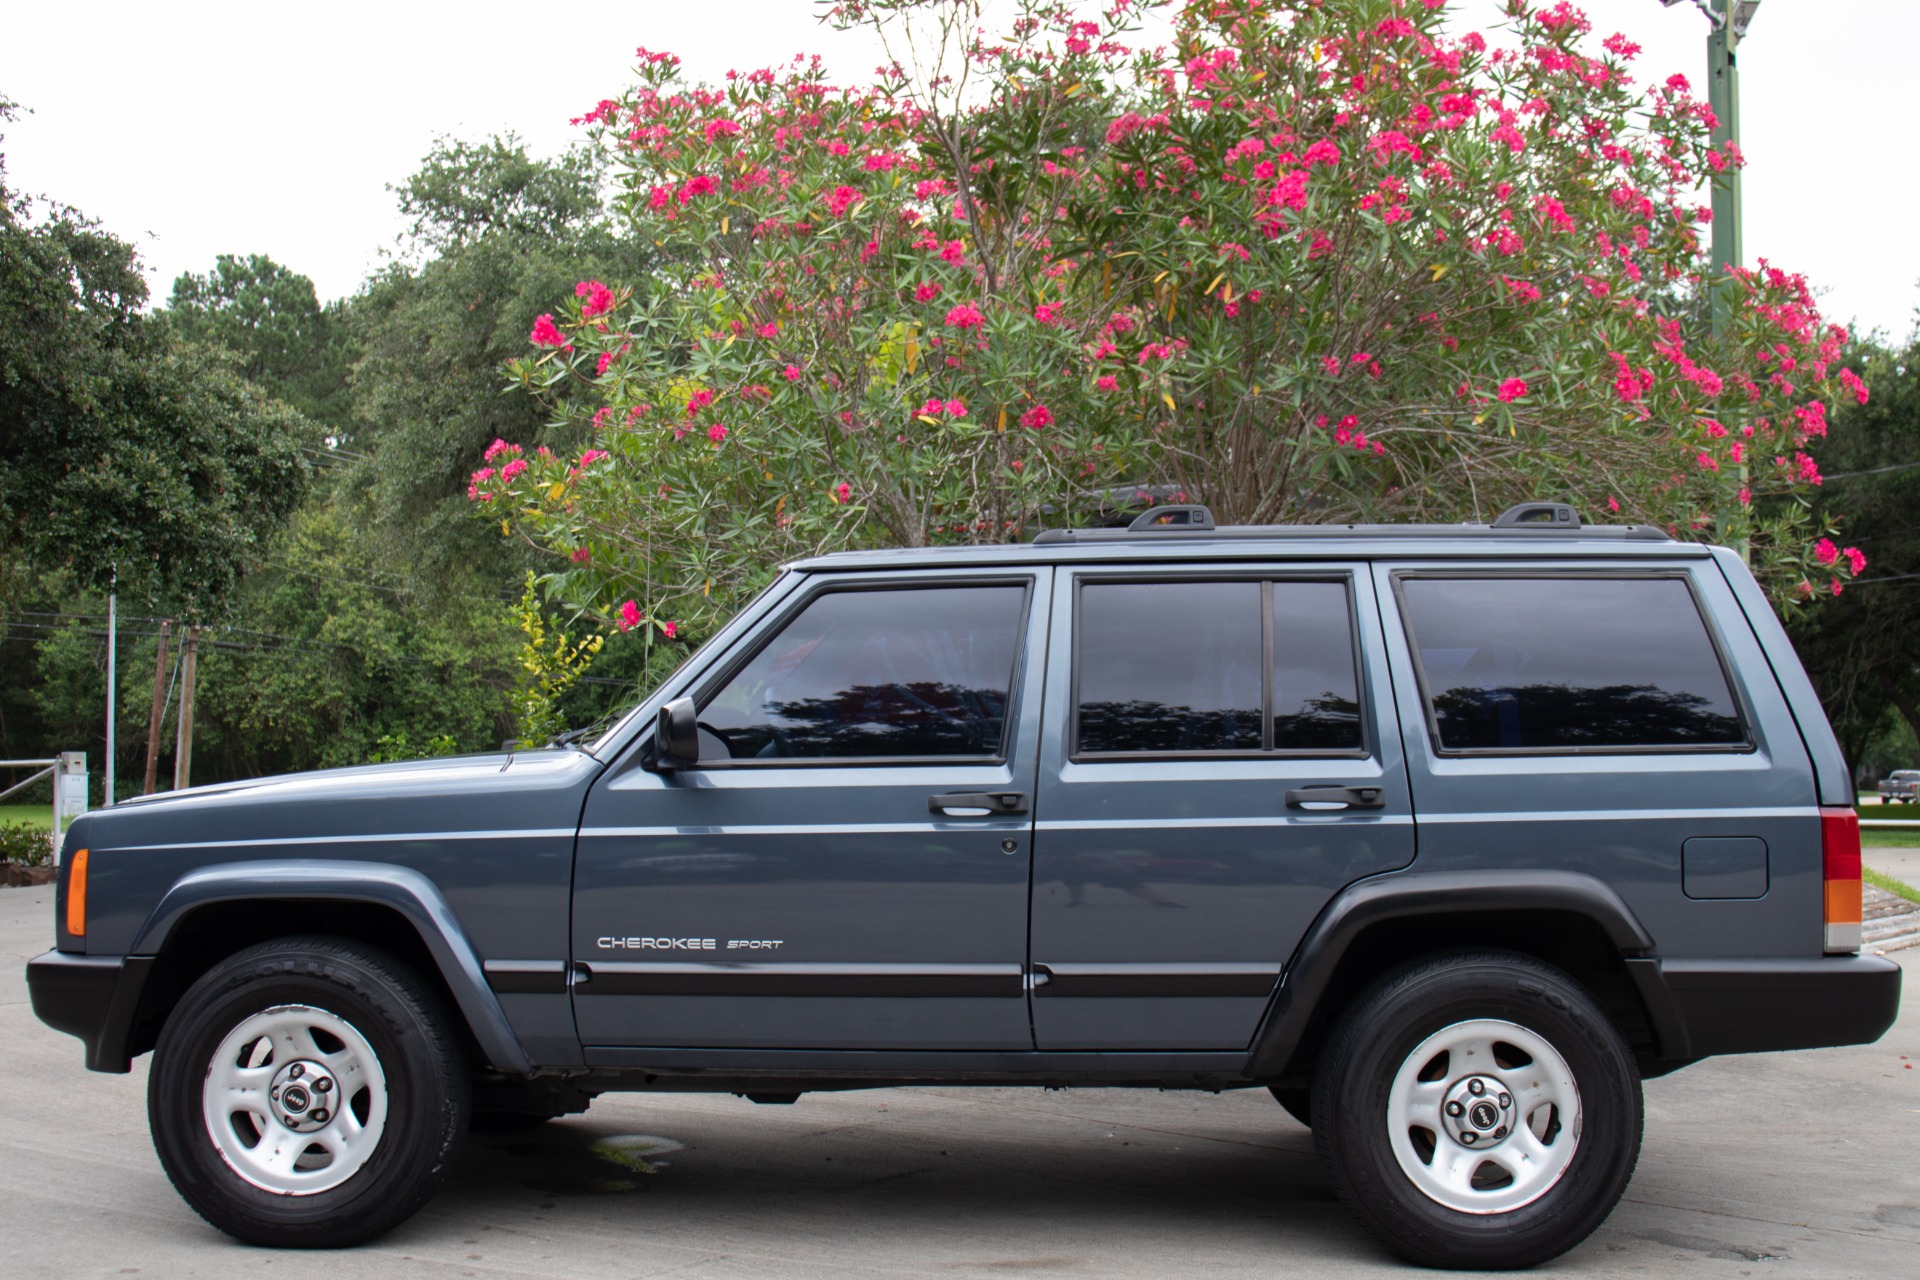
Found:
[126,859,532,1074]
[1242,869,1659,1079]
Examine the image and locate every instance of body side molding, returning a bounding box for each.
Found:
[1242,869,1656,1078]
[130,859,532,1074]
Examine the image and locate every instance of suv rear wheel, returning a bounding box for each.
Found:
[148,937,470,1247]
[1313,950,1642,1270]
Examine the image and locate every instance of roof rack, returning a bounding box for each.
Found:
[1031,501,1670,545]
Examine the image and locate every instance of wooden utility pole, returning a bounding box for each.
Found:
[173,626,198,791]
[143,620,172,795]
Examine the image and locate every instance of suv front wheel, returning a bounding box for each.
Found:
[148,937,470,1247]
[1313,950,1642,1270]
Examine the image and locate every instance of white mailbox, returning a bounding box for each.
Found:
[56,751,88,822]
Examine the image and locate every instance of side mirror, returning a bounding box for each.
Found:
[654,696,700,768]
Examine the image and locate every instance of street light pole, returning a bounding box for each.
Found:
[1706,0,1744,337]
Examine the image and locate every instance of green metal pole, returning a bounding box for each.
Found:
[1707,1,1741,336]
[1706,1,1745,559]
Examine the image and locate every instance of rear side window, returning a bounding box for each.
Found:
[698,584,1026,761]
[1074,579,1363,756]
[1396,575,1747,753]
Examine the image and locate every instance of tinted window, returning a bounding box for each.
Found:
[1399,576,1745,752]
[1077,581,1263,753]
[1272,582,1363,750]
[699,585,1024,760]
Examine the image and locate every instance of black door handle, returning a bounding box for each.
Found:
[929,791,1029,816]
[1285,785,1386,810]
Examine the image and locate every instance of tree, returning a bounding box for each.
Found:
[1,98,313,612]
[1787,333,1920,773]
[477,0,1865,653]
[165,253,354,432]
[342,135,652,584]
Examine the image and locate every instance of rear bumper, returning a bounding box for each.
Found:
[25,950,149,1073]
[1631,954,1903,1060]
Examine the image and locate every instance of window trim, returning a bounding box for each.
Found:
[683,575,1037,770]
[1068,572,1371,763]
[1390,568,1758,758]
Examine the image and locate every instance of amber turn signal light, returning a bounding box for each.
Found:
[65,847,88,938]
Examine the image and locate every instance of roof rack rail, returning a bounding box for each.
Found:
[1491,501,1581,529]
[1127,504,1216,531]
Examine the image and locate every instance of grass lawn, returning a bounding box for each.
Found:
[0,804,79,832]
[1866,866,1920,905]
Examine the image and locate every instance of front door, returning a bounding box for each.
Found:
[573,570,1048,1050]
[1029,565,1416,1050]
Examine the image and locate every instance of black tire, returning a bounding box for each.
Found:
[1312,950,1642,1270]
[1267,1085,1313,1129]
[148,936,471,1247]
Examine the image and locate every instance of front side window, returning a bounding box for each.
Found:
[697,584,1026,761]
[1397,574,1746,753]
[1074,578,1363,756]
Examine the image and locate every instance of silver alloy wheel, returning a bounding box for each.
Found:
[201,1004,389,1196]
[1384,1017,1581,1215]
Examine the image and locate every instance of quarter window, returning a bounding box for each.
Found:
[698,585,1026,761]
[1397,575,1746,753]
[1074,579,1363,756]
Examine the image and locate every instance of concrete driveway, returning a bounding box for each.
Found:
[2,882,1914,1279]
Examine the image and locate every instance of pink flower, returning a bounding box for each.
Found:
[940,239,967,264]
[529,314,570,349]
[661,621,678,640]
[1095,374,1119,391]
[944,304,985,330]
[1321,356,1341,376]
[1844,547,1867,575]
[678,174,717,203]
[1496,378,1527,403]
[826,184,862,218]
[575,280,615,319]
[1034,303,1061,324]
[1607,496,1620,513]
[483,438,520,463]
[1814,538,1840,567]
[579,449,609,467]
[703,118,741,142]
[1695,452,1719,472]
[1020,404,1054,430]
[499,458,528,482]
[708,423,729,442]
[945,398,968,417]
[1350,351,1372,365]
[595,351,616,376]
[914,283,943,303]
[832,482,852,504]
[783,363,803,381]
[617,600,642,632]
[571,547,591,563]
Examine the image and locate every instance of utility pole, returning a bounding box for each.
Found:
[104,566,117,807]
[174,626,198,792]
[144,620,173,795]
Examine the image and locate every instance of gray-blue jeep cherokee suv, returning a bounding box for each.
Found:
[26,503,1901,1268]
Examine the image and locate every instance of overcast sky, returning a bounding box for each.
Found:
[3,1,1913,339]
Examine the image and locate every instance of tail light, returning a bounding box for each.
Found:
[65,847,89,940]
[1821,808,1861,953]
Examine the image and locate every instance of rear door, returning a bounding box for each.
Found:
[1375,560,1822,957]
[1027,563,1415,1050]
[572,569,1048,1050]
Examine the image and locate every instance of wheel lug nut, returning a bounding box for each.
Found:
[289,1064,305,1079]
[1446,1101,1465,1117]
[1461,1132,1477,1144]
[1468,1079,1485,1096]
[314,1078,332,1094]
[1498,1092,1511,1108]
[312,1108,329,1123]
[1494,1125,1507,1139]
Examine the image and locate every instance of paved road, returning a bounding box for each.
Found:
[2,882,1914,1279]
